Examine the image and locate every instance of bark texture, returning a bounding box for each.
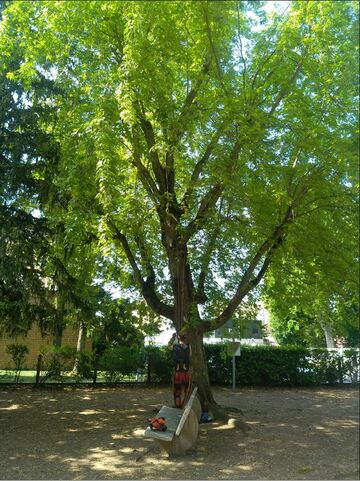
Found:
[72,321,86,375]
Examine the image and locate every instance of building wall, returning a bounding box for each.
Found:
[0,324,92,369]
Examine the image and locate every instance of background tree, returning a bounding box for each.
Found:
[0,8,105,346]
[0,1,358,415]
[0,30,57,336]
[264,254,359,348]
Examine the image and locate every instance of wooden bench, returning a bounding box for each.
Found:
[144,387,201,455]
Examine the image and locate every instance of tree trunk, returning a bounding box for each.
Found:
[170,247,231,420]
[53,291,65,347]
[319,312,335,348]
[53,321,63,347]
[187,328,248,427]
[72,321,86,375]
[188,329,216,409]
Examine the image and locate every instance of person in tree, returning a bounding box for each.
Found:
[168,332,191,408]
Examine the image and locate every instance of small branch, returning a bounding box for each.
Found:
[134,233,156,281]
[202,4,229,96]
[182,140,241,242]
[196,224,221,303]
[131,148,160,206]
[251,49,277,90]
[269,59,304,115]
[169,56,212,148]
[181,125,224,207]
[236,1,247,92]
[137,114,166,193]
[182,184,223,243]
[296,204,355,218]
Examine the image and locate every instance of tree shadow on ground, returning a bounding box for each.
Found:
[0,386,358,480]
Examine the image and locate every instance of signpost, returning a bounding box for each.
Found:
[227,341,241,390]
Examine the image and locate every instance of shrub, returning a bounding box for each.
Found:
[231,345,314,386]
[39,346,76,383]
[141,346,173,384]
[203,344,359,386]
[73,350,94,381]
[99,345,141,382]
[343,348,360,383]
[6,344,29,383]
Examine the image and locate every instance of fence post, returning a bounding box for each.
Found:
[338,347,344,384]
[92,356,98,385]
[147,350,151,385]
[232,355,236,390]
[35,354,42,385]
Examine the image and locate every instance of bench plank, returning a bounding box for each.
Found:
[175,387,198,436]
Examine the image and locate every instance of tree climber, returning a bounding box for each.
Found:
[168,332,191,408]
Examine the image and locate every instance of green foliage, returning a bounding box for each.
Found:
[92,298,145,351]
[1,1,357,327]
[145,344,360,386]
[142,345,173,384]
[73,350,94,381]
[231,345,315,386]
[264,255,359,347]
[98,345,141,382]
[207,344,360,386]
[342,349,360,384]
[39,346,77,383]
[6,343,29,383]
[269,310,326,347]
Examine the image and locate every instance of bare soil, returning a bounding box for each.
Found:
[0,385,358,480]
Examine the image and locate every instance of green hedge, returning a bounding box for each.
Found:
[5,343,357,386]
[145,344,359,386]
[206,344,360,386]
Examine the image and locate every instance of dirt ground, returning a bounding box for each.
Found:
[0,385,358,480]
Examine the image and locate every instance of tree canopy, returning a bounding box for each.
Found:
[0,0,358,408]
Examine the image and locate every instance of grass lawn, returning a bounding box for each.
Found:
[0,369,95,383]
[0,369,142,384]
[0,370,37,383]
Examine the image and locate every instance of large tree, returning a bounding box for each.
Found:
[1,1,358,414]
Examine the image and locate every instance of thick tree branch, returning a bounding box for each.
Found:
[268,59,304,115]
[181,126,224,208]
[200,205,294,333]
[137,114,167,193]
[182,140,241,243]
[196,224,221,303]
[168,55,212,149]
[108,219,174,320]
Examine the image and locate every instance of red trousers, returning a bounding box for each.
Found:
[174,371,189,386]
